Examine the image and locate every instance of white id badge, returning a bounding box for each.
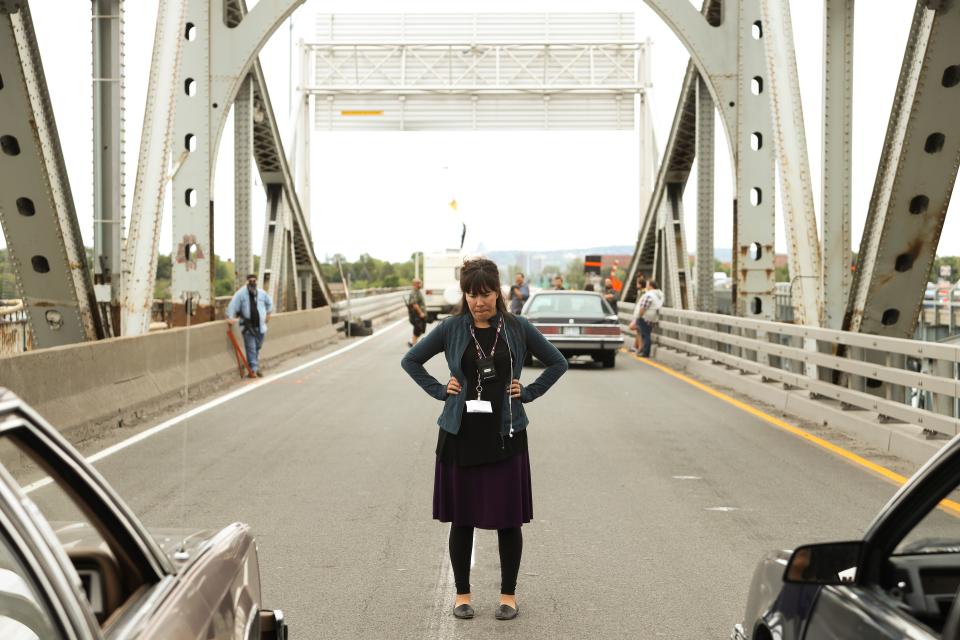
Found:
[465,399,493,413]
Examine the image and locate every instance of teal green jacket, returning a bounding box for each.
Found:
[401,312,568,436]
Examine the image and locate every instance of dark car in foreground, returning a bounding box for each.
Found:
[521,290,623,367]
[0,388,286,639]
[733,435,960,640]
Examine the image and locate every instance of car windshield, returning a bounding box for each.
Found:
[527,294,612,318]
[893,487,960,556]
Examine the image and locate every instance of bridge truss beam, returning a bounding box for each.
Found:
[122,0,329,333]
[846,1,960,339]
[625,0,777,324]
[760,0,822,328]
[91,0,125,336]
[0,3,103,347]
[821,0,854,331]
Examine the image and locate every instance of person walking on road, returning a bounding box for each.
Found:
[407,278,427,347]
[401,258,568,622]
[508,272,530,315]
[226,274,273,378]
[630,280,663,358]
[603,277,619,314]
[630,273,648,353]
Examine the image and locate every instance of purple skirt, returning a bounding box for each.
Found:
[433,452,533,530]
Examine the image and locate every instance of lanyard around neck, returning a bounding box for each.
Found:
[470,315,503,359]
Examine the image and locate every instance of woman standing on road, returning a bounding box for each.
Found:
[401,258,568,621]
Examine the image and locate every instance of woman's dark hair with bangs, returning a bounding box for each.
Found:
[454,257,510,317]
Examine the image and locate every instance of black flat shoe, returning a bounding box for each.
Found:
[452,604,475,619]
[495,604,519,620]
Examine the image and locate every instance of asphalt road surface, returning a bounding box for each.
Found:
[84,320,908,639]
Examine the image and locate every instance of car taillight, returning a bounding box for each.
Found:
[536,325,560,335]
[583,326,621,336]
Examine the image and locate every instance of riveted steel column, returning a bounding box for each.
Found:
[92,0,124,335]
[761,0,822,327]
[734,0,776,320]
[665,185,691,309]
[0,3,103,346]
[821,0,853,330]
[295,39,312,229]
[638,39,655,222]
[259,184,284,304]
[121,0,186,335]
[695,72,715,312]
[234,75,253,286]
[846,2,960,339]
[170,0,214,325]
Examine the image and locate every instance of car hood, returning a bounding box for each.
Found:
[146,527,221,569]
[52,522,219,572]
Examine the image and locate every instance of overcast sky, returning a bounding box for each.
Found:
[9,0,948,264]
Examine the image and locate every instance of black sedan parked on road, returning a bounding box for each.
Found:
[733,434,960,640]
[521,290,623,368]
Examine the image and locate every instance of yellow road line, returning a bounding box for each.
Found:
[622,349,960,518]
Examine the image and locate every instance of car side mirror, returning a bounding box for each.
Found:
[784,542,862,585]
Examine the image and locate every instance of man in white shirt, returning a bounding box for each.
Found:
[630,280,663,358]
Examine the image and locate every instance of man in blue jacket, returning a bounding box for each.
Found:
[226,274,273,377]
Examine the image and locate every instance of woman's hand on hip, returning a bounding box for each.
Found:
[510,379,522,399]
[446,377,462,395]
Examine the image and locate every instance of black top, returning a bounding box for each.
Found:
[436,324,528,467]
[247,288,260,330]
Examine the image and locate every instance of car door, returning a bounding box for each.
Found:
[803,439,960,639]
[0,392,177,636]
[803,585,938,639]
[0,468,90,639]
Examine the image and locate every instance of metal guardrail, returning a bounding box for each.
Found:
[640,308,959,438]
[330,290,407,328]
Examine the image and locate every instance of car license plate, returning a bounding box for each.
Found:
[562,326,580,336]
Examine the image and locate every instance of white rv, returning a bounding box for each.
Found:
[421,250,464,321]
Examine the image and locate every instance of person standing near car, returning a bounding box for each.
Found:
[407,278,427,347]
[508,272,529,314]
[630,273,648,353]
[226,274,273,378]
[401,258,568,622]
[551,275,566,290]
[603,277,619,314]
[631,280,663,358]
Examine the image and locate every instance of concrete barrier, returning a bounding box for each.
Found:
[0,307,337,442]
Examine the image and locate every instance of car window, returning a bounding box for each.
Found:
[0,528,64,639]
[893,488,960,556]
[527,294,611,318]
[0,436,117,621]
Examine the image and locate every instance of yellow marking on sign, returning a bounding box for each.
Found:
[623,349,960,518]
[340,110,384,116]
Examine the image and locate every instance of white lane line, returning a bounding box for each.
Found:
[429,525,457,639]
[429,526,476,638]
[23,319,406,493]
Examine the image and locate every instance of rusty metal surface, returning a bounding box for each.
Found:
[0,5,103,347]
[0,302,31,356]
[760,0,822,327]
[846,3,960,338]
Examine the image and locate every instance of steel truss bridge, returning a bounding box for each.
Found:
[1,1,960,423]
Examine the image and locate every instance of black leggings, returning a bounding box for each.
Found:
[449,526,523,595]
